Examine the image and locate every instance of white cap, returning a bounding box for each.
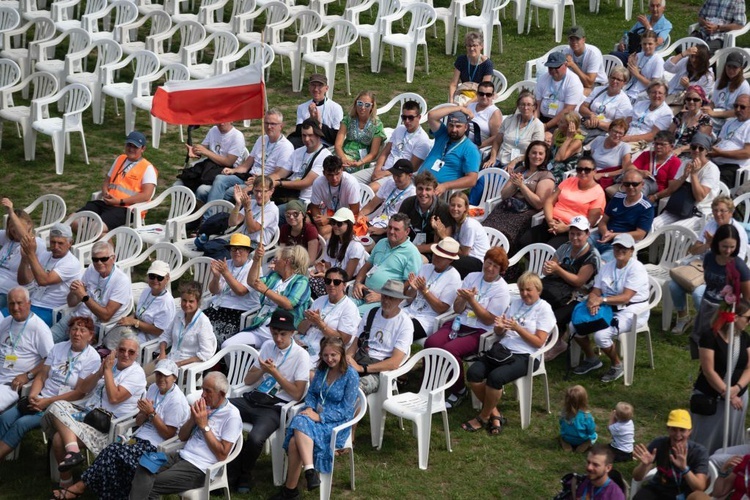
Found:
[147,260,170,277]
[568,215,590,231]
[154,359,179,377]
[612,233,635,249]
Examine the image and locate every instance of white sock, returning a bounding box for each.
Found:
[303,465,314,472]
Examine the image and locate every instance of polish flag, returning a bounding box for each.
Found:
[151,64,265,125]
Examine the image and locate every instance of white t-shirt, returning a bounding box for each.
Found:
[383,125,431,170]
[404,264,462,336]
[590,136,632,169]
[161,310,217,362]
[253,340,310,402]
[135,383,190,445]
[239,200,279,246]
[86,362,146,417]
[699,218,748,260]
[712,81,750,111]
[353,309,413,361]
[458,273,510,330]
[41,342,100,398]
[202,126,247,168]
[369,177,416,228]
[467,103,500,144]
[107,158,157,186]
[310,172,361,214]
[248,134,295,176]
[455,217,490,260]
[674,159,721,215]
[627,100,673,137]
[300,295,359,364]
[296,98,344,135]
[564,45,607,85]
[208,261,251,311]
[499,298,556,355]
[714,118,750,169]
[0,313,53,384]
[609,419,635,453]
[534,71,585,118]
[29,251,82,309]
[624,53,664,101]
[0,233,45,295]
[287,145,332,203]
[664,57,715,96]
[134,288,176,341]
[594,258,650,304]
[73,265,132,323]
[321,240,367,276]
[584,88,633,124]
[180,400,243,472]
[497,114,546,165]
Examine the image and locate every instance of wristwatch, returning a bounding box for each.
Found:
[362,365,369,375]
[120,199,125,206]
[148,412,156,422]
[602,297,608,304]
[81,295,90,303]
[203,425,211,433]
[26,371,35,380]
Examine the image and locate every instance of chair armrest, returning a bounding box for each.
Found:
[157,435,185,453]
[239,307,260,330]
[147,25,178,46]
[303,23,334,42]
[478,331,497,353]
[171,200,233,231]
[347,0,377,15]
[435,310,456,329]
[108,410,140,442]
[140,338,161,366]
[31,92,62,120]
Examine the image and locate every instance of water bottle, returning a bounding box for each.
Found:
[449,317,461,340]
[194,233,208,250]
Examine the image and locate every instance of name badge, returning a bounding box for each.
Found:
[366,265,379,277]
[510,148,521,160]
[548,101,560,113]
[413,232,427,246]
[3,354,18,369]
[431,159,445,172]
[596,114,605,121]
[257,375,279,395]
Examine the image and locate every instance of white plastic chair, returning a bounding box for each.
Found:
[523,44,567,81]
[20,0,53,23]
[471,167,509,222]
[171,200,235,259]
[490,69,509,97]
[1,17,56,89]
[117,243,184,302]
[147,20,206,68]
[64,38,122,124]
[98,50,161,129]
[0,58,21,95]
[506,243,556,297]
[0,7,20,50]
[376,348,459,470]
[300,20,358,98]
[378,3,436,84]
[235,1,290,46]
[655,36,708,60]
[453,0,510,57]
[130,63,190,149]
[215,42,274,78]
[171,0,229,27]
[126,186,197,245]
[484,227,510,252]
[80,0,138,41]
[29,83,91,175]
[182,31,239,80]
[493,79,536,106]
[170,256,216,302]
[19,194,67,239]
[526,0,575,43]
[359,183,375,207]
[116,10,172,56]
[205,0,256,34]
[62,211,104,263]
[376,91,429,133]
[319,388,367,500]
[165,436,243,500]
[272,10,322,92]
[356,0,401,72]
[93,226,144,275]
[52,0,105,33]
[602,54,624,77]
[32,28,91,90]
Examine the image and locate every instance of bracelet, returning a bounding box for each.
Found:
[135,320,140,329]
[719,470,731,478]
[263,289,269,297]
[681,466,690,475]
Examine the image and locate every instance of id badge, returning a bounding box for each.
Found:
[3,354,18,369]
[596,114,605,121]
[413,232,427,246]
[257,375,279,395]
[510,148,521,160]
[548,101,560,114]
[366,265,379,277]
[359,148,368,161]
[431,159,444,172]
[467,310,477,319]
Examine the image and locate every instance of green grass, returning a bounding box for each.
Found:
[1,0,749,497]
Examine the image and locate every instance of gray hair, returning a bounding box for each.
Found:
[647,78,668,94]
[8,286,30,302]
[464,31,483,47]
[267,107,284,123]
[118,334,140,351]
[92,241,115,256]
[204,371,230,395]
[609,66,630,82]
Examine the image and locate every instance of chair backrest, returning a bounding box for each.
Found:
[183,344,260,396]
[80,38,122,77]
[525,44,567,80]
[24,194,67,233]
[64,210,104,247]
[494,79,537,106]
[13,18,55,55]
[170,256,215,299]
[234,42,275,71]
[474,167,509,209]
[377,92,428,129]
[481,0,507,17]
[0,7,20,42]
[602,54,623,77]
[82,0,138,35]
[733,192,750,225]
[404,3,436,43]
[295,9,323,37]
[655,36,708,59]
[484,227,510,253]
[128,241,184,273]
[102,226,144,265]
[413,348,460,398]
[329,20,358,61]
[360,183,375,207]
[27,71,59,103]
[490,70,508,97]
[59,83,92,129]
[508,243,556,275]
[0,59,21,89]
[646,276,662,310]
[654,224,698,268]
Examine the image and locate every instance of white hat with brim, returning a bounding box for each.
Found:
[431,237,460,261]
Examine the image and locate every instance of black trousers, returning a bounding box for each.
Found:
[228,396,282,480]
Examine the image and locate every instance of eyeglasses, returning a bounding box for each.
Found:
[477,92,493,98]
[400,114,418,121]
[465,44,481,49]
[735,104,748,110]
[576,167,594,173]
[356,100,373,109]
[324,278,344,286]
[118,347,137,356]
[609,130,625,137]
[622,181,642,188]
[286,211,302,218]
[263,122,282,127]
[148,273,165,281]
[332,220,347,227]
[609,77,627,83]
[92,256,111,263]
[684,97,702,103]
[690,145,706,151]
[713,209,731,214]
[229,246,248,252]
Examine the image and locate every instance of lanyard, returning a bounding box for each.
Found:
[383,188,408,210]
[94,267,116,302]
[264,136,278,163]
[274,343,293,368]
[63,347,86,387]
[467,57,480,82]
[319,367,332,407]
[612,259,631,292]
[153,385,176,411]
[0,241,16,269]
[477,276,497,301]
[7,313,32,354]
[191,400,228,437]
[416,200,436,231]
[136,290,167,319]
[651,154,673,177]
[320,295,345,321]
[512,299,540,325]
[548,74,566,101]
[514,116,535,147]
[595,92,619,115]
[725,119,746,141]
[442,136,466,159]
[177,311,203,350]
[113,157,135,180]
[627,55,652,91]
[259,273,295,309]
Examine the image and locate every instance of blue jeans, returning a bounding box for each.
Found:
[589,237,614,264]
[203,174,244,219]
[669,279,706,313]
[0,405,43,449]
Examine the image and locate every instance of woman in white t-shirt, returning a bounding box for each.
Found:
[704,50,750,132]
[46,336,147,485]
[579,66,633,142]
[589,118,632,191]
[624,30,664,102]
[433,192,490,278]
[464,272,555,433]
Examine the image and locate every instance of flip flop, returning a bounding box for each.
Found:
[50,487,83,500]
[487,415,507,436]
[461,416,487,432]
[58,451,84,472]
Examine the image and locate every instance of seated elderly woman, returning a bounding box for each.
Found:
[44,336,146,489]
[0,316,100,461]
[425,247,510,409]
[449,31,494,105]
[572,233,650,383]
[462,272,556,434]
[105,260,175,349]
[622,79,673,155]
[335,90,386,181]
[589,118,632,191]
[49,359,190,500]
[0,198,45,310]
[670,86,713,158]
[222,243,311,349]
[579,67,633,143]
[483,91,545,169]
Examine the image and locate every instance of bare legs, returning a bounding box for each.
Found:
[285,430,314,489]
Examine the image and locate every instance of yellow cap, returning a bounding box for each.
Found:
[225,233,252,248]
[666,409,692,430]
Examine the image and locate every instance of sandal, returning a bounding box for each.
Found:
[487,415,507,436]
[461,416,487,432]
[50,488,83,500]
[57,451,84,472]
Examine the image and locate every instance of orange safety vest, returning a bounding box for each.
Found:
[106,155,157,202]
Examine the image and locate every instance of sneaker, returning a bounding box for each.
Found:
[304,469,320,491]
[572,358,603,375]
[671,316,691,335]
[445,388,467,409]
[559,437,573,452]
[600,364,624,383]
[269,487,300,500]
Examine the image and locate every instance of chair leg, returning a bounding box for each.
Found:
[319,472,333,500]
[497,23,503,53]
[621,329,636,386]
[344,62,350,95]
[569,4,576,26]
[151,116,162,149]
[348,444,356,490]
[52,132,64,175]
[644,328,654,369]
[79,129,88,165]
[416,417,432,470]
[516,376,532,429]
[441,410,452,452]
[661,285,673,332]
[423,44,429,75]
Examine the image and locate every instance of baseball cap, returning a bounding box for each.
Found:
[726,51,745,68]
[49,222,73,239]
[690,132,713,150]
[666,409,692,430]
[447,111,469,124]
[569,215,590,231]
[309,74,328,85]
[147,260,170,277]
[567,26,585,38]
[154,359,179,377]
[612,233,635,249]
[331,207,355,224]
[545,52,566,68]
[388,159,415,175]
[268,309,296,331]
[126,131,147,148]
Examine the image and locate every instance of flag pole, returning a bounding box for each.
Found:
[722,302,736,452]
[259,31,266,248]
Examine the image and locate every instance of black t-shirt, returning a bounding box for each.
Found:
[399,196,453,248]
[695,329,750,397]
[642,436,709,496]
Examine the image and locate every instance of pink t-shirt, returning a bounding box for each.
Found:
[552,177,606,224]
[633,152,682,192]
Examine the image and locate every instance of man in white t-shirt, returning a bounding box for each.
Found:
[226,178,279,249]
[227,310,309,493]
[535,51,585,131]
[359,160,416,237]
[347,280,414,395]
[188,121,247,204]
[0,287,53,411]
[18,223,82,327]
[50,241,132,343]
[76,131,157,233]
[287,74,344,148]
[130,371,243,498]
[309,156,361,239]
[709,94,750,188]
[564,26,607,96]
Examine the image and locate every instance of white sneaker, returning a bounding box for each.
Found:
[671,316,691,335]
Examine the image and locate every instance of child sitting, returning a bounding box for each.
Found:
[608,401,634,462]
[559,385,597,453]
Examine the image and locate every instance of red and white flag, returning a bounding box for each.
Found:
[151,64,265,125]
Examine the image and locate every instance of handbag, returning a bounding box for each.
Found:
[670,261,705,292]
[500,196,531,214]
[689,392,717,416]
[485,341,514,366]
[541,276,575,309]
[83,407,114,433]
[177,158,224,193]
[664,183,697,218]
[571,301,614,335]
[627,28,645,54]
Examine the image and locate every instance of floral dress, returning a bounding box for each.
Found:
[672,112,712,152]
[283,366,359,473]
[341,115,386,173]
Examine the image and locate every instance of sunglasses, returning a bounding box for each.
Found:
[356,100,373,109]
[684,97,702,103]
[576,167,594,173]
[92,256,111,263]
[400,114,418,121]
[622,181,642,188]
[477,92,493,98]
[148,273,165,281]
[690,145,706,151]
[118,347,137,356]
[735,104,748,110]
[324,278,344,286]
[229,246,248,252]
[332,220,347,227]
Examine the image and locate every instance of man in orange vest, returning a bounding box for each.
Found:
[75,131,158,233]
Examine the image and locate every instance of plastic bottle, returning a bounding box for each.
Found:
[449,317,461,340]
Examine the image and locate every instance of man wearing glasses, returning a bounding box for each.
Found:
[534,52,585,131]
[360,100,431,192]
[709,95,750,188]
[287,74,344,149]
[50,241,132,343]
[563,26,607,96]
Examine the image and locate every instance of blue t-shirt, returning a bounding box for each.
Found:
[630,15,673,49]
[454,55,494,83]
[605,192,654,234]
[419,124,481,184]
[559,410,597,447]
[702,252,750,305]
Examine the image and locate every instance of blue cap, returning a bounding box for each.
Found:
[126,131,147,148]
[545,52,566,68]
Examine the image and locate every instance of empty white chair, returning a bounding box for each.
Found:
[356,0,401,72]
[98,50,161,129]
[453,0,510,57]
[182,31,240,80]
[172,0,230,28]
[272,10,322,92]
[64,38,122,124]
[146,20,206,68]
[378,3,436,84]
[128,185,197,244]
[0,59,21,94]
[32,28,91,90]
[470,167,509,221]
[526,0,576,43]
[116,10,172,56]
[215,41,274,79]
[1,17,56,88]
[0,7,21,50]
[29,83,91,175]
[130,63,190,149]
[300,20,358,98]
[0,70,58,160]
[20,0,52,23]
[493,79,537,106]
[52,0,105,33]
[205,0,256,34]
[234,1,290,46]
[80,0,138,41]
